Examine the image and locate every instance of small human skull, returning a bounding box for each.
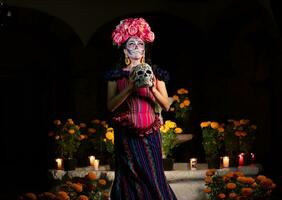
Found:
[130,63,154,88]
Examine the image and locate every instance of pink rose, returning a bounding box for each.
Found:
[112,32,123,46]
[128,25,138,36]
[146,32,155,42]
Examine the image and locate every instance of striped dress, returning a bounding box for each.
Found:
[105,68,176,200]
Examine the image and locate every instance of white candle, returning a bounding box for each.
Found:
[190,158,197,170]
[223,156,229,168]
[55,158,63,170]
[89,155,95,166]
[94,159,99,170]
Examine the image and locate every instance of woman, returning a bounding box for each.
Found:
[105,18,177,200]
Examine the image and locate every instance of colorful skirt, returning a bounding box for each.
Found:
[110,125,177,200]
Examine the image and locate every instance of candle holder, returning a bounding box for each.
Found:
[89,155,95,167]
[222,156,229,168]
[190,158,197,170]
[94,159,99,170]
[55,158,63,170]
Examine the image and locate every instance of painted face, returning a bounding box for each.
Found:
[125,37,145,60]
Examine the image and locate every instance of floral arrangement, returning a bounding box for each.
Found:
[49,118,84,159]
[112,17,155,46]
[200,121,225,157]
[103,127,115,155]
[160,120,183,158]
[225,119,257,154]
[19,171,112,200]
[204,169,276,200]
[169,88,191,126]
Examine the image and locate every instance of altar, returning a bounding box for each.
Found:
[49,163,261,200]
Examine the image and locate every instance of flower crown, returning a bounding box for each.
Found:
[112,18,155,46]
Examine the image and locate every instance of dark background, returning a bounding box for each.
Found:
[1,0,282,199]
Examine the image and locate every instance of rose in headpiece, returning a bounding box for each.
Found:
[112,18,155,46]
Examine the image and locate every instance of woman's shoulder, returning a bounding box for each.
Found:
[104,68,129,81]
[152,65,170,83]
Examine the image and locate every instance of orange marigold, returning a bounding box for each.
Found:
[229,192,237,199]
[241,187,253,196]
[226,182,237,190]
[78,195,89,200]
[204,187,212,193]
[218,193,226,199]
[86,172,97,181]
[71,183,83,193]
[98,179,107,186]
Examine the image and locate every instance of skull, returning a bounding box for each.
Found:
[130,63,154,88]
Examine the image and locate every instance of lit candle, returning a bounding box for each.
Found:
[222,156,229,168]
[239,153,244,166]
[94,159,99,170]
[190,158,197,170]
[55,158,63,170]
[89,155,95,166]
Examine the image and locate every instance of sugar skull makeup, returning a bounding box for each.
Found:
[125,37,145,60]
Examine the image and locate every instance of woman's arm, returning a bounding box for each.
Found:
[151,79,170,111]
[107,80,135,112]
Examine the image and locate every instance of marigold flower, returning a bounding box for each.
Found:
[39,192,56,199]
[106,132,114,140]
[260,178,274,189]
[211,122,219,129]
[180,103,185,108]
[78,195,89,200]
[23,193,37,200]
[241,188,253,196]
[183,99,190,106]
[67,118,74,125]
[206,169,216,176]
[71,183,83,193]
[217,193,226,199]
[86,172,97,180]
[68,129,75,135]
[107,127,114,132]
[103,191,110,198]
[177,88,188,95]
[98,179,107,186]
[226,182,237,190]
[200,121,210,128]
[172,95,179,101]
[205,176,212,184]
[57,191,69,200]
[229,192,237,198]
[204,187,212,193]
[256,175,266,181]
[174,127,183,134]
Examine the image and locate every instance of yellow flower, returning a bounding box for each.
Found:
[200,121,210,128]
[67,118,74,125]
[173,95,179,101]
[177,88,188,95]
[160,125,169,133]
[107,127,114,132]
[106,132,114,140]
[68,129,75,135]
[183,99,190,106]
[210,122,219,129]
[174,127,183,134]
